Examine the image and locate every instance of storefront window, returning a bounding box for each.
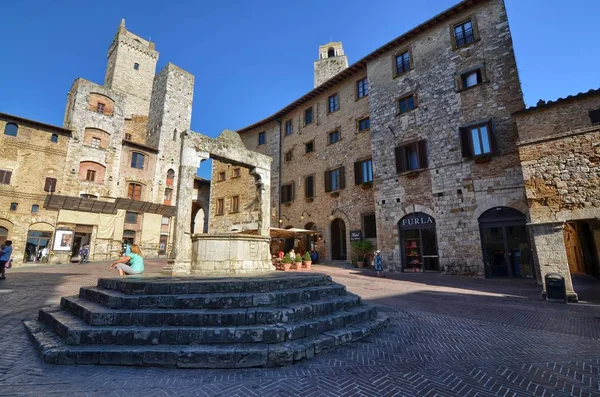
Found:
[399,213,439,272]
[25,230,52,262]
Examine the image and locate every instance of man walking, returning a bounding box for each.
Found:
[0,240,13,280]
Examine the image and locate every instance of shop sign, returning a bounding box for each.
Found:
[399,213,435,229]
[350,230,362,241]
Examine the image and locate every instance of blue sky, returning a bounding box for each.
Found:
[1,0,599,179]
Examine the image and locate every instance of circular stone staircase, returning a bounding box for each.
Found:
[24,273,388,368]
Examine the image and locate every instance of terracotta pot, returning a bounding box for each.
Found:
[294,262,302,270]
[356,261,364,269]
[303,260,312,270]
[283,263,291,271]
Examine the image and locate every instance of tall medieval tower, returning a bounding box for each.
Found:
[104,19,159,118]
[313,42,348,88]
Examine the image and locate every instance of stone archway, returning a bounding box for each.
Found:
[331,218,347,260]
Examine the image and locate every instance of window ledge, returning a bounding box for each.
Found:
[330,191,340,198]
[305,197,314,203]
[304,151,314,155]
[303,121,315,127]
[473,154,493,164]
[393,70,411,80]
[327,109,340,115]
[457,80,489,93]
[283,202,292,207]
[398,168,426,178]
[360,182,373,189]
[452,38,481,52]
[396,109,417,117]
[355,95,368,102]
[326,139,342,146]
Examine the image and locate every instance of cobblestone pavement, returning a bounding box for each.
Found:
[1,260,600,396]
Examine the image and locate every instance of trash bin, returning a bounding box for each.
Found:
[545,273,567,303]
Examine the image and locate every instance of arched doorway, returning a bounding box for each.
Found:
[192,207,206,234]
[330,218,347,260]
[398,213,439,272]
[0,227,8,246]
[479,207,532,278]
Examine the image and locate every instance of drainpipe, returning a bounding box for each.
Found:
[276,118,283,228]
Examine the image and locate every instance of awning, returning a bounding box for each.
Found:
[44,195,177,217]
[238,227,319,238]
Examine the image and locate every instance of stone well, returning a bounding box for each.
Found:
[191,233,272,274]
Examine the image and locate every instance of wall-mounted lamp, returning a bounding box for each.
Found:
[279,215,290,224]
[300,211,312,221]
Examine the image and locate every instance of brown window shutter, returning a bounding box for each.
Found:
[324,170,331,193]
[281,187,286,203]
[134,185,141,200]
[305,176,314,198]
[354,161,362,185]
[291,182,295,201]
[417,140,428,168]
[339,166,346,189]
[460,128,472,157]
[488,120,498,152]
[128,184,133,199]
[395,146,404,173]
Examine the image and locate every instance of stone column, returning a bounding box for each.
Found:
[163,135,209,276]
[529,222,578,302]
[250,166,271,237]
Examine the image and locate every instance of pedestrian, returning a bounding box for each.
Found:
[289,248,295,259]
[0,240,13,280]
[374,250,384,277]
[110,244,144,276]
[79,245,89,264]
[310,249,318,264]
[41,246,49,263]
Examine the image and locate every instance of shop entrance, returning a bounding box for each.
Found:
[479,207,533,278]
[398,212,439,272]
[330,218,347,260]
[25,230,52,263]
[564,221,599,278]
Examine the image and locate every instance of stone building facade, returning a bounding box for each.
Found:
[234,0,531,278]
[1,20,196,266]
[515,89,600,300]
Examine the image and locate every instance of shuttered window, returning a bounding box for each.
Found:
[44,177,57,192]
[281,183,295,203]
[354,159,373,184]
[395,140,428,173]
[0,170,12,185]
[127,183,142,200]
[304,175,315,198]
[459,120,496,158]
[324,167,345,192]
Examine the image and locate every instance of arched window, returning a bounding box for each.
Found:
[4,123,18,137]
[127,183,143,200]
[327,47,335,58]
[131,152,145,169]
[166,169,175,187]
[31,205,39,214]
[50,134,59,143]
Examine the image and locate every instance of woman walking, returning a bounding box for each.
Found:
[110,244,144,276]
[374,250,384,278]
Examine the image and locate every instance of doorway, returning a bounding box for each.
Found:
[479,207,533,278]
[564,221,599,278]
[330,218,347,260]
[399,212,439,272]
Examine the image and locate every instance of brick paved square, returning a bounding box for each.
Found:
[1,260,599,396]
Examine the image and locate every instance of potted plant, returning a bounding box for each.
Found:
[351,240,374,269]
[330,191,340,198]
[294,254,303,270]
[303,252,312,270]
[282,252,292,271]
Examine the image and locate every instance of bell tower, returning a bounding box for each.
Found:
[104,19,159,117]
[313,42,348,88]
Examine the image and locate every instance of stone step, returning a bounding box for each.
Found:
[79,283,347,310]
[39,305,377,346]
[61,294,362,326]
[24,314,389,368]
[97,273,332,295]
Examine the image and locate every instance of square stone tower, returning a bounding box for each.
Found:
[104,19,159,117]
[313,42,348,88]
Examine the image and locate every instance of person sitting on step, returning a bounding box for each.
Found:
[110,244,144,276]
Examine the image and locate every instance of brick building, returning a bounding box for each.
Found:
[515,89,600,300]
[228,0,532,278]
[0,20,196,266]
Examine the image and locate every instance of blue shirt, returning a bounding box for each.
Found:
[1,246,13,261]
[128,253,144,273]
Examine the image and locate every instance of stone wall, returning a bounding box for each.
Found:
[368,0,526,274]
[0,116,70,266]
[515,92,600,300]
[209,160,259,233]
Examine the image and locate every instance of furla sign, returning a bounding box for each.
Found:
[399,213,435,229]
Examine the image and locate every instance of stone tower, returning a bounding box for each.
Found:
[147,63,195,205]
[104,19,159,117]
[313,42,348,88]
